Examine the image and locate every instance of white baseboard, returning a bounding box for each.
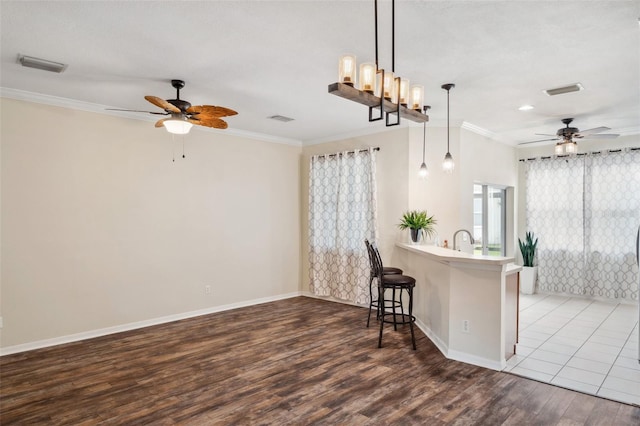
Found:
[414,318,449,357]
[0,292,302,356]
[447,349,505,371]
[300,291,368,308]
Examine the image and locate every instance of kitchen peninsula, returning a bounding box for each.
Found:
[397,243,521,370]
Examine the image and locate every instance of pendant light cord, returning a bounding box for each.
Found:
[422,122,426,162]
[391,0,395,72]
[374,0,395,71]
[374,0,378,68]
[446,88,450,152]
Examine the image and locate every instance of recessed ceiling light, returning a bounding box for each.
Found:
[518,105,535,111]
[543,83,584,96]
[18,54,67,73]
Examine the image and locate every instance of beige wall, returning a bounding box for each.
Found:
[1,98,301,349]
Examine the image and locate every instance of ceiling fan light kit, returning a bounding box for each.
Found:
[329,0,429,126]
[163,117,193,135]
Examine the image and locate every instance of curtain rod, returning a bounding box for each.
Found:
[519,146,640,162]
[324,147,380,158]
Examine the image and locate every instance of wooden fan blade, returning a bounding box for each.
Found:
[186,105,238,118]
[155,118,168,128]
[188,117,228,129]
[145,96,181,113]
[534,133,556,137]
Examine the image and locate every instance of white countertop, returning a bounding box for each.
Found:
[397,242,518,271]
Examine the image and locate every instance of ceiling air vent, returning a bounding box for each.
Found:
[543,83,584,96]
[18,54,67,73]
[267,115,294,123]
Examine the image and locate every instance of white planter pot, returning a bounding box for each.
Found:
[520,266,537,295]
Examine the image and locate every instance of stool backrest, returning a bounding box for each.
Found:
[364,239,374,271]
[370,242,384,279]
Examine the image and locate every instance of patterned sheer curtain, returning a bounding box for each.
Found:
[525,149,640,301]
[309,148,378,304]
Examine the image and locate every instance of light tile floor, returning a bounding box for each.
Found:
[504,293,640,406]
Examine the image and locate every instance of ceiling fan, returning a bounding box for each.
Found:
[107,79,237,134]
[519,118,619,154]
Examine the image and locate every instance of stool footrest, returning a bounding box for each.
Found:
[380,313,415,326]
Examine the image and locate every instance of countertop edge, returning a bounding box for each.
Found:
[397,242,516,268]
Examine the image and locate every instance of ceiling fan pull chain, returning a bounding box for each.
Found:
[182,137,186,159]
[172,133,176,162]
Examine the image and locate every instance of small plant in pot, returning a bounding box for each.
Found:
[398,210,437,244]
[518,231,538,294]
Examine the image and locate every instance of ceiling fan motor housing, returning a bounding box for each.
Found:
[167,99,191,112]
[557,126,579,138]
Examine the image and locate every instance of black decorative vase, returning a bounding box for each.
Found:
[410,228,422,244]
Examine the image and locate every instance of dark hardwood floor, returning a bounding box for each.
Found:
[1,297,639,425]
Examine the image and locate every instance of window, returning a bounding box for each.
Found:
[473,184,506,256]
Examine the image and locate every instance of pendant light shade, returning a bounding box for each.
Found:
[399,78,410,106]
[442,152,455,172]
[418,162,429,179]
[441,83,455,173]
[418,105,430,179]
[410,85,424,111]
[359,63,376,93]
[339,54,357,86]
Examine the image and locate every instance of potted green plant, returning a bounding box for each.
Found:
[398,210,437,244]
[518,231,538,294]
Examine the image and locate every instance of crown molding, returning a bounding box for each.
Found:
[460,121,510,143]
[303,123,410,146]
[0,87,302,147]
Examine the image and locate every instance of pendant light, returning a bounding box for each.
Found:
[329,0,429,126]
[441,83,455,173]
[418,105,431,179]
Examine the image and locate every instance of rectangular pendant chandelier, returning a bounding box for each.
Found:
[328,0,429,126]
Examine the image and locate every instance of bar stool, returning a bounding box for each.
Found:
[371,243,417,350]
[364,240,403,327]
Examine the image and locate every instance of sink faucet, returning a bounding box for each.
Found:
[453,229,475,251]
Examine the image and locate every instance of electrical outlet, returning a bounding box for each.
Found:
[462,319,470,333]
[205,285,212,295]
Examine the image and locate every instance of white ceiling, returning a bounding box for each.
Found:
[1,1,639,146]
